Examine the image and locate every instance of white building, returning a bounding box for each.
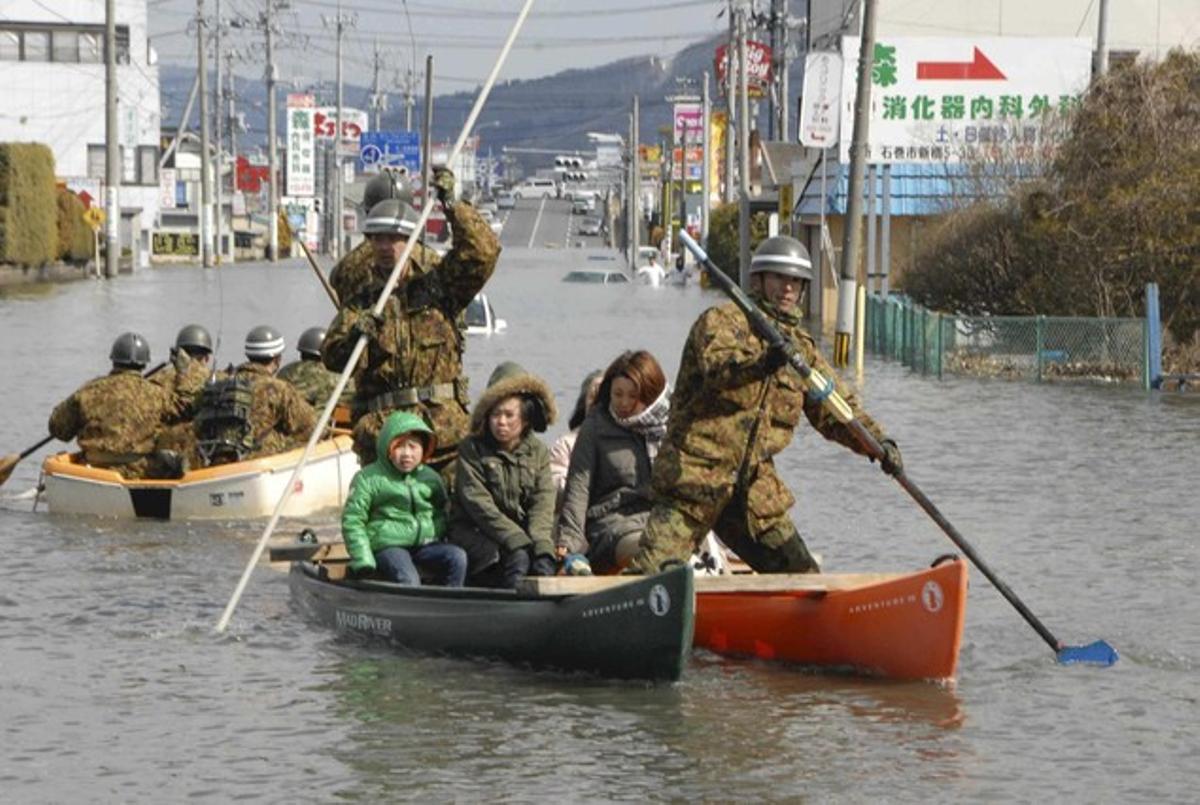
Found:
[0,0,160,269]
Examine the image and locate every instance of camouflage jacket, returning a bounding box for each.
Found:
[215,361,318,453]
[664,298,886,472]
[321,201,501,446]
[150,357,220,417]
[327,236,441,306]
[277,357,354,408]
[48,367,195,460]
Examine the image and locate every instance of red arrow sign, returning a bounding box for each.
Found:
[917,47,1006,80]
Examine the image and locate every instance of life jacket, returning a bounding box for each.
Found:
[195,376,257,465]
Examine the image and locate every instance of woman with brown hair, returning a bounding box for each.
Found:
[555,350,670,574]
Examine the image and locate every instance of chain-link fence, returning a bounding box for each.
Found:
[866,294,1149,386]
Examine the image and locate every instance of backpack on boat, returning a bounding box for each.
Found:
[195,376,257,465]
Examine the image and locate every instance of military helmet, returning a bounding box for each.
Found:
[110,332,151,368]
[362,170,414,212]
[362,198,420,237]
[244,325,285,360]
[174,323,213,354]
[750,236,815,281]
[297,326,325,358]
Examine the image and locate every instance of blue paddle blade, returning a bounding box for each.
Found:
[1057,640,1119,667]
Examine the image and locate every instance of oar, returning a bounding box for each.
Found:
[215,0,538,634]
[0,361,169,487]
[294,227,340,307]
[678,230,1118,668]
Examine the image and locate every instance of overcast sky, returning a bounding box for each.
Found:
[148,0,733,96]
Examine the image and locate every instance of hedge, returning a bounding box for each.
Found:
[0,143,58,266]
[56,186,93,262]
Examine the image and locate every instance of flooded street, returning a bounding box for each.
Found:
[1,251,1198,801]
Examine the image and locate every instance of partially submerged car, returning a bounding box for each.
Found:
[562,269,629,284]
[465,292,507,335]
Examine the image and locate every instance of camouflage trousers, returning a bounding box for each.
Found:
[629,446,819,575]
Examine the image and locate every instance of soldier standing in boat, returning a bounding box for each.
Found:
[321,166,501,473]
[629,236,904,575]
[277,326,354,408]
[47,332,204,479]
[193,326,318,466]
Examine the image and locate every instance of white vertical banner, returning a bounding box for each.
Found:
[798,52,843,147]
[286,94,316,197]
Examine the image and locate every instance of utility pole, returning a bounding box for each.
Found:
[737,4,752,289]
[701,70,711,245]
[226,48,237,255]
[405,66,415,130]
[775,0,789,142]
[1095,0,1111,77]
[214,0,223,263]
[834,0,879,367]
[266,4,278,262]
[371,39,386,131]
[421,55,433,206]
[723,1,736,204]
[104,0,119,278]
[631,95,640,266]
[325,2,356,262]
[198,0,213,267]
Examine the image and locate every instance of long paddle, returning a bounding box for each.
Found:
[0,360,169,487]
[215,0,538,633]
[678,230,1118,668]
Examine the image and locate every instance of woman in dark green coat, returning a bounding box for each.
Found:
[447,361,558,588]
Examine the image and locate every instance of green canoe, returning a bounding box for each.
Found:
[284,559,694,682]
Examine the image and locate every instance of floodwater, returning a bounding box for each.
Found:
[1,249,1197,802]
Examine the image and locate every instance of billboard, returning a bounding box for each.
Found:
[286,94,316,197]
[838,37,1092,164]
[358,131,421,174]
[673,103,703,143]
[798,52,843,147]
[714,41,772,98]
[313,107,369,153]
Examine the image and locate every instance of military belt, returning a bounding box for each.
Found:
[362,382,457,413]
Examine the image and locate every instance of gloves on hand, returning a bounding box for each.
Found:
[879,439,903,476]
[350,309,384,342]
[170,346,191,373]
[530,554,558,577]
[761,342,790,374]
[431,166,455,204]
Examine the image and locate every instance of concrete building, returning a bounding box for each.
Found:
[0,0,160,269]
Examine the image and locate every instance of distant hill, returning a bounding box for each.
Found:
[161,34,806,172]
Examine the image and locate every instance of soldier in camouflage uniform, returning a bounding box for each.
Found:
[48,332,204,480]
[150,324,218,412]
[322,166,501,471]
[192,326,318,466]
[277,326,354,408]
[629,236,904,575]
[328,170,441,302]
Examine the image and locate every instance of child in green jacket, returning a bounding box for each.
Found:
[342,410,467,586]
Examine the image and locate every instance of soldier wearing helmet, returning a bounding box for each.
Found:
[151,324,219,414]
[322,165,502,471]
[630,235,902,575]
[277,326,355,408]
[190,326,317,466]
[47,332,202,479]
[328,169,441,304]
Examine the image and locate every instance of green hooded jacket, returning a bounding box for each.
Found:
[341,410,447,572]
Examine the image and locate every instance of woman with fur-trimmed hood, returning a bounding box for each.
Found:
[447,361,558,588]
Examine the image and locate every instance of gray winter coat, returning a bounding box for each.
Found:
[555,406,654,569]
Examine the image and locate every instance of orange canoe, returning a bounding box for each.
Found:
[693,558,968,680]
